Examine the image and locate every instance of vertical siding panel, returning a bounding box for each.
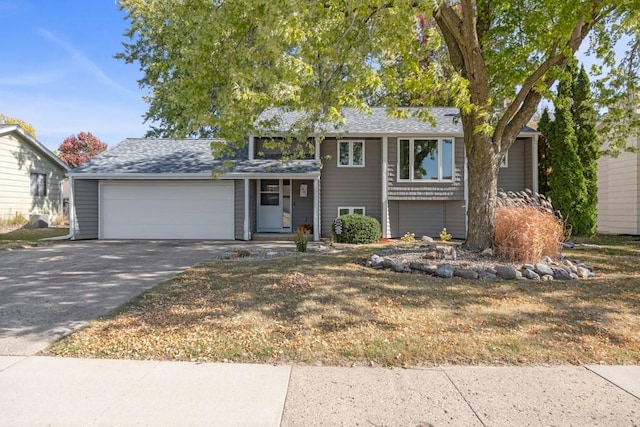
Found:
[397,201,445,238]
[292,180,314,229]
[234,180,244,240]
[445,200,466,238]
[498,138,526,192]
[320,138,382,236]
[73,179,98,239]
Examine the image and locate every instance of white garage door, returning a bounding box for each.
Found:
[100,181,234,239]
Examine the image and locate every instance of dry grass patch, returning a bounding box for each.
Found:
[0,227,69,250]
[46,238,640,366]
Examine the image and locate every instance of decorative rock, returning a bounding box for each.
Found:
[421,235,434,242]
[435,264,454,278]
[523,264,535,271]
[534,263,554,277]
[495,265,518,280]
[522,268,540,280]
[576,266,591,279]
[552,267,573,280]
[563,241,576,249]
[563,259,574,268]
[541,274,554,281]
[369,254,384,268]
[570,272,580,280]
[478,270,497,280]
[409,262,426,272]
[266,251,278,256]
[383,258,407,272]
[423,265,438,275]
[480,248,494,257]
[486,267,497,275]
[541,256,553,263]
[454,268,479,280]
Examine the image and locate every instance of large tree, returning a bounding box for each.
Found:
[0,113,36,138]
[58,132,107,168]
[117,0,640,249]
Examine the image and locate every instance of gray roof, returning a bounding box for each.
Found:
[256,106,538,135]
[256,107,463,135]
[72,138,320,176]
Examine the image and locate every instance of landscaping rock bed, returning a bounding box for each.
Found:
[366,242,596,281]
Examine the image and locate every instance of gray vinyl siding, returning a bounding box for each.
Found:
[389,200,466,239]
[388,136,465,200]
[249,180,257,236]
[0,133,66,219]
[73,179,98,239]
[292,180,314,229]
[320,138,382,236]
[523,137,533,190]
[234,180,245,240]
[498,138,528,192]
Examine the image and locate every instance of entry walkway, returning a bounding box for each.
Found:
[0,356,638,426]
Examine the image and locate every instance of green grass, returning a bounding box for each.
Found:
[0,227,69,249]
[45,234,640,367]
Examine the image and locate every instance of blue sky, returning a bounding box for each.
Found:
[0,1,149,150]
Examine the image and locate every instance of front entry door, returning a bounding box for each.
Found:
[257,179,292,232]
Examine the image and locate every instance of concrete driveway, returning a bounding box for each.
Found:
[0,240,294,356]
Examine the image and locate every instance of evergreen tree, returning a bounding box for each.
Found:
[571,66,599,236]
[537,108,553,196]
[547,80,589,235]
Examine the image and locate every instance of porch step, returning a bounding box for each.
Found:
[252,232,297,241]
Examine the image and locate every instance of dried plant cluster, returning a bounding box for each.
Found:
[494,190,566,263]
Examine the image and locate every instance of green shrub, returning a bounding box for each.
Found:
[333,214,381,244]
[295,229,308,252]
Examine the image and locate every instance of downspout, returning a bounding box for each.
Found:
[313,176,320,241]
[532,135,539,194]
[244,178,250,240]
[381,137,390,238]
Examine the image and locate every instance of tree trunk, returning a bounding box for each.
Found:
[463,125,501,251]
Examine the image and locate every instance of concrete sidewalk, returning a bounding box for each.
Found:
[1,356,638,426]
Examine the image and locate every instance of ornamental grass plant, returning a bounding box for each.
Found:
[494,190,566,263]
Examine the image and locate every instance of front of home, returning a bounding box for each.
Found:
[0,125,69,222]
[69,108,538,241]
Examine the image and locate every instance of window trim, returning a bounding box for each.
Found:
[337,206,366,216]
[30,172,47,197]
[500,152,509,168]
[337,139,365,167]
[397,137,455,182]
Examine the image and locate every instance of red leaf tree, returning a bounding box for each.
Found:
[58,132,107,168]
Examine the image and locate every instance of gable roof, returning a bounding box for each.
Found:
[256,107,538,136]
[70,138,321,177]
[0,124,70,172]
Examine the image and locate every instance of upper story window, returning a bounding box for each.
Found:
[338,140,364,167]
[398,138,454,181]
[30,172,47,196]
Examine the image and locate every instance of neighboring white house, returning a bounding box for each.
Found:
[0,124,69,222]
[597,135,640,234]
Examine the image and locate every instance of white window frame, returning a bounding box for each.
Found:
[337,140,365,167]
[500,152,509,168]
[337,206,366,216]
[397,137,455,182]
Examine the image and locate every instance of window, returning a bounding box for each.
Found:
[338,207,365,216]
[398,138,454,181]
[30,172,47,196]
[500,152,508,168]
[338,140,364,167]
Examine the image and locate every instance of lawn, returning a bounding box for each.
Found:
[46,235,640,366]
[0,227,69,250]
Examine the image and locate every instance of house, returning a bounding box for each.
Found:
[597,135,640,234]
[0,124,69,223]
[68,107,538,240]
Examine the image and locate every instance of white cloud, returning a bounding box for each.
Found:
[38,28,137,99]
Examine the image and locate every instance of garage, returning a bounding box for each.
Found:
[100,181,234,239]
